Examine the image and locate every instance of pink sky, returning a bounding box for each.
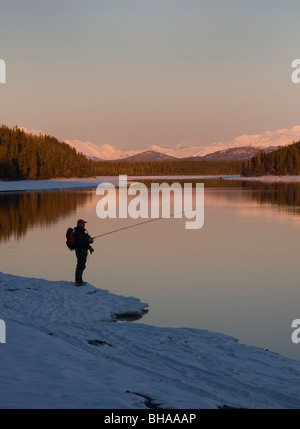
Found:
[1,1,300,151]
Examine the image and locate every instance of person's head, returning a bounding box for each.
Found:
[77,219,87,228]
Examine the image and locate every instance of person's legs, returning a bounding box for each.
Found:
[75,249,87,284]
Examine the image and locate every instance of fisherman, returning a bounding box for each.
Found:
[73,219,94,286]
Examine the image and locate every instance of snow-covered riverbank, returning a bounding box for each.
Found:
[2,175,300,194]
[2,176,300,409]
[0,177,116,192]
[1,271,300,409]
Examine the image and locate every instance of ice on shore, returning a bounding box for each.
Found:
[1,271,300,409]
[2,175,300,194]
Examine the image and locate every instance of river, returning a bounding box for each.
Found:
[1,176,300,361]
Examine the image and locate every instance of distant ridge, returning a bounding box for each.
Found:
[19,125,300,162]
[187,146,282,161]
[121,150,178,162]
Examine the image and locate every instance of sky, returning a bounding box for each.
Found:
[1,0,300,151]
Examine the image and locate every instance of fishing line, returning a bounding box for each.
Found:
[92,208,203,240]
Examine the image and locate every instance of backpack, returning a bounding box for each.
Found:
[66,227,76,250]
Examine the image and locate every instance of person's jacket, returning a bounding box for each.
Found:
[73,226,92,250]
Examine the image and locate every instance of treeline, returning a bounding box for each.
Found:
[0,125,242,180]
[0,125,99,179]
[4,124,300,180]
[242,140,300,176]
[96,159,243,176]
[0,190,91,242]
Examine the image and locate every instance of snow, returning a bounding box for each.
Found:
[18,126,46,138]
[19,125,300,160]
[64,140,129,161]
[191,126,300,157]
[0,175,240,194]
[2,177,300,409]
[2,174,300,194]
[231,175,300,183]
[1,271,300,409]
[0,177,121,192]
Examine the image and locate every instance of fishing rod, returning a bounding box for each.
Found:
[92,208,203,240]
[92,217,164,240]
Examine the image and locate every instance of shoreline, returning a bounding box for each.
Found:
[2,174,300,193]
[2,270,300,409]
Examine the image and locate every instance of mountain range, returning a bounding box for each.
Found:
[19,126,300,162]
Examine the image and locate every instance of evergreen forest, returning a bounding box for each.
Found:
[242,140,300,176]
[0,125,242,179]
[2,125,300,180]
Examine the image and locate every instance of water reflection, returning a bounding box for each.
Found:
[0,190,93,242]
[1,178,300,360]
[1,179,300,242]
[136,178,300,214]
[242,181,300,214]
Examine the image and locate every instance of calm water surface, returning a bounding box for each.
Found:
[1,178,300,361]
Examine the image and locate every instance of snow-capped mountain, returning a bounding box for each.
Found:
[192,146,280,161]
[122,150,178,162]
[18,126,45,137]
[190,126,300,158]
[18,125,300,161]
[147,127,300,159]
[146,143,201,159]
[18,128,128,160]
[63,140,128,161]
